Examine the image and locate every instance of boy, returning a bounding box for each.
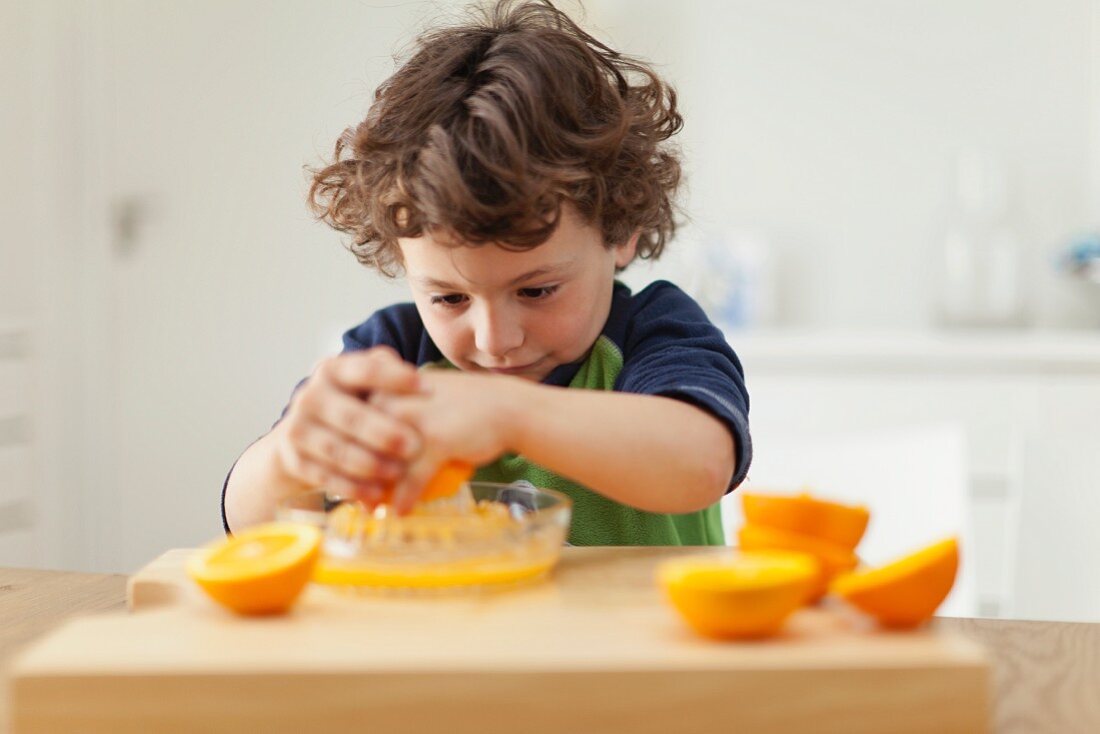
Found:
[222,0,751,546]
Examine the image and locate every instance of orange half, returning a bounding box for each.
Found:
[737,523,859,602]
[187,522,322,615]
[657,551,818,640]
[831,537,959,628]
[741,491,870,550]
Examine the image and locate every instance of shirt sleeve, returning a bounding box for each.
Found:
[615,282,752,493]
[341,304,422,357]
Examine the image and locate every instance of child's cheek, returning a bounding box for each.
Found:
[539,306,600,361]
[418,310,468,366]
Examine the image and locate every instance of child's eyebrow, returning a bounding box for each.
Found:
[416,263,573,291]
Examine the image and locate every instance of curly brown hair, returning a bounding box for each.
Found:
[308,0,683,276]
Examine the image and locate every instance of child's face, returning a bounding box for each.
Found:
[399,205,637,382]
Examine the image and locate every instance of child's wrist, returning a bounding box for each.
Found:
[495,376,537,454]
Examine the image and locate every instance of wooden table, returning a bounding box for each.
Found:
[0,567,127,734]
[2,561,1099,734]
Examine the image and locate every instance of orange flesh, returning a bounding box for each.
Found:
[210,535,297,565]
[187,523,322,615]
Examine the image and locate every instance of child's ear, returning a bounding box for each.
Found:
[613,229,641,269]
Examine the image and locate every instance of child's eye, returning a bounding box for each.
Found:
[430,293,468,308]
[517,285,559,300]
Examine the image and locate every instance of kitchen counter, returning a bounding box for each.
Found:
[725,328,1100,622]
[2,555,1099,733]
[726,328,1100,374]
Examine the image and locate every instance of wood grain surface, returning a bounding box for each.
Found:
[4,551,1098,733]
[9,547,990,734]
[935,617,1100,734]
[0,567,127,734]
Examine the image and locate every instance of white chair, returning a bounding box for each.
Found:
[722,422,977,617]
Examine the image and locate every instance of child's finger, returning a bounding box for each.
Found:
[388,458,443,516]
[317,347,422,395]
[349,483,386,508]
[364,390,427,425]
[299,381,423,460]
[274,441,331,487]
[324,475,387,504]
[288,419,405,484]
[276,442,391,501]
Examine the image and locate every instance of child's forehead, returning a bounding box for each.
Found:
[400,235,580,287]
[420,201,593,247]
[399,213,605,288]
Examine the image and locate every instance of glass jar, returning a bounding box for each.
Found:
[936,150,1027,328]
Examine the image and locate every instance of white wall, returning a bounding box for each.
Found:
[1,1,39,320]
[6,1,1100,576]
[593,0,1100,329]
[78,1,424,572]
[11,0,425,572]
[1,1,90,569]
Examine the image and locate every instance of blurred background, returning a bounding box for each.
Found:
[3,0,1100,622]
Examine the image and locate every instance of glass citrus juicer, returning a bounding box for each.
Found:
[276,462,572,592]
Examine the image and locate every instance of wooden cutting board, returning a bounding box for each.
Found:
[10,546,989,733]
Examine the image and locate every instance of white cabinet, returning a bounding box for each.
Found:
[724,329,1100,621]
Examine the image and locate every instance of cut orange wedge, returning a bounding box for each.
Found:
[657,551,818,640]
[741,491,870,550]
[419,460,475,503]
[369,460,475,506]
[737,523,859,602]
[831,537,959,628]
[187,522,322,615]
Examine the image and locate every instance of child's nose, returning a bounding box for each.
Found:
[473,304,524,358]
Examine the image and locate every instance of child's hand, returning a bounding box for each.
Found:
[272,346,424,503]
[368,370,527,514]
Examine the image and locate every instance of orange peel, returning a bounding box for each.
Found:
[365,460,474,506]
[831,537,959,628]
[419,460,475,503]
[741,491,870,550]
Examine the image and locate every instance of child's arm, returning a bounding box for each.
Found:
[222,347,425,532]
[374,371,736,515]
[518,383,735,512]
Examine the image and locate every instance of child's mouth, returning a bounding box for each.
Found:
[482,359,542,376]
